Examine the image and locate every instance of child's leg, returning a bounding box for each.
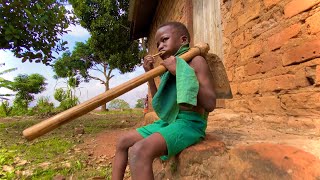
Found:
[128,132,167,180]
[112,130,143,180]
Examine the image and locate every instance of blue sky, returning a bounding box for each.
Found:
[0,10,147,108]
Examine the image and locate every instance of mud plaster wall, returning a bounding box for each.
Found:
[146,0,193,111]
[221,0,320,117]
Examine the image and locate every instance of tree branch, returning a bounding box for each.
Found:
[88,75,105,84]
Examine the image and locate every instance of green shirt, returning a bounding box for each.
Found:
[152,44,200,123]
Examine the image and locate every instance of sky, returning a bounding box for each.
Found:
[0,7,148,108]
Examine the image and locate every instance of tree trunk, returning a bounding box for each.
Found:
[100,80,110,111]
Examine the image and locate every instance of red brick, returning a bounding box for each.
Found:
[261,74,296,92]
[287,117,316,129]
[246,61,262,75]
[224,20,238,36]
[295,68,312,88]
[267,23,301,51]
[226,69,234,82]
[240,42,263,60]
[282,40,320,66]
[233,32,245,47]
[263,0,281,8]
[260,52,282,72]
[316,65,320,85]
[244,29,253,42]
[248,96,284,114]
[280,92,320,116]
[234,66,246,81]
[238,80,261,95]
[225,99,251,113]
[230,83,238,96]
[224,55,237,68]
[306,11,320,34]
[252,19,277,37]
[284,0,320,18]
[231,1,243,17]
[238,3,261,27]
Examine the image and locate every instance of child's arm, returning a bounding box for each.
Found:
[143,55,157,97]
[189,56,216,112]
[161,55,216,112]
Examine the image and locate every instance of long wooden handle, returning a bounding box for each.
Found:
[22,43,210,141]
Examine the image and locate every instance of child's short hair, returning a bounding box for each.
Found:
[158,22,190,42]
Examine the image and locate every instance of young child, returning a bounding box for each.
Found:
[111,22,216,180]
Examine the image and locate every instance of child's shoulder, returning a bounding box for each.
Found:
[189,55,208,70]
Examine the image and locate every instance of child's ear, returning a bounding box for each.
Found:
[181,35,188,44]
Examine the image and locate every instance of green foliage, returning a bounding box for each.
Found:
[67,0,141,76]
[0,149,16,179]
[54,88,79,111]
[10,74,47,111]
[0,101,12,116]
[135,98,144,108]
[11,99,30,116]
[108,99,130,110]
[31,96,55,116]
[0,0,75,64]
[0,63,16,100]
[53,50,91,85]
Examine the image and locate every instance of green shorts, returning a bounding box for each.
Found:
[136,111,207,160]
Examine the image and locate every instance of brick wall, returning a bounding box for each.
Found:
[221,0,320,117]
[146,0,193,111]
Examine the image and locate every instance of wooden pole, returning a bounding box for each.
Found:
[22,43,210,141]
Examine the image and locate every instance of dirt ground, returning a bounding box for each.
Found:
[78,109,320,165]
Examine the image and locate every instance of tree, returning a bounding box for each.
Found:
[54,88,79,111]
[108,99,130,110]
[0,0,74,64]
[60,0,141,111]
[0,63,17,100]
[10,74,47,110]
[135,98,144,108]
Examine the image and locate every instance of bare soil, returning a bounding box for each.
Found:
[78,109,320,165]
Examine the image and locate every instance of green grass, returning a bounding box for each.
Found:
[0,110,143,179]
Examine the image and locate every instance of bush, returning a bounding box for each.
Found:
[0,101,13,117]
[10,99,29,116]
[31,96,55,116]
[54,88,79,112]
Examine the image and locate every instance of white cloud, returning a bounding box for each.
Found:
[66,25,90,37]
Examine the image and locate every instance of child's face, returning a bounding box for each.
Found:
[155,25,186,59]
